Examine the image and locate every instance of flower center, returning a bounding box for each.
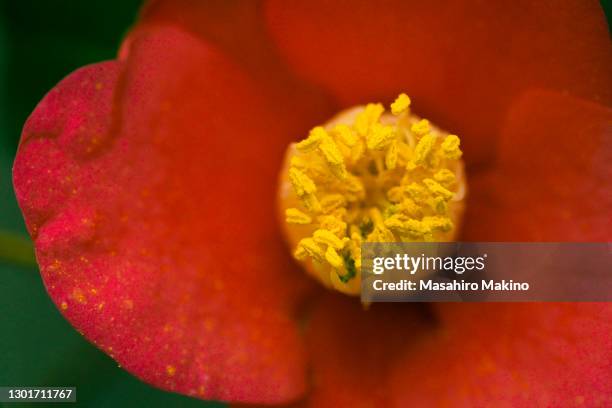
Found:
[278,94,467,295]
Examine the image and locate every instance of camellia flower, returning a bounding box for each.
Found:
[12,1,612,406]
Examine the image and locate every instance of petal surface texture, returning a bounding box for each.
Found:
[13,26,334,404]
[265,0,612,164]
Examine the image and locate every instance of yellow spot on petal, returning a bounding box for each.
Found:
[166,365,176,376]
[72,288,87,304]
[60,301,68,310]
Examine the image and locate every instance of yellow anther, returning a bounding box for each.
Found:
[411,119,430,136]
[385,140,398,170]
[411,133,436,167]
[384,216,430,238]
[423,178,454,200]
[313,229,345,250]
[397,198,423,218]
[318,132,347,179]
[302,194,322,213]
[320,194,347,213]
[434,169,456,186]
[288,167,317,197]
[318,214,347,236]
[391,93,411,115]
[430,196,448,214]
[286,208,312,224]
[325,246,344,269]
[296,238,325,263]
[296,127,324,152]
[290,156,308,169]
[386,186,404,203]
[366,123,395,150]
[422,216,453,232]
[355,103,384,136]
[405,182,428,202]
[441,135,462,159]
[341,174,366,202]
[333,124,357,147]
[367,225,396,242]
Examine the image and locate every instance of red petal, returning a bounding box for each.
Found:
[133,0,337,120]
[390,303,612,406]
[463,90,612,241]
[13,26,333,404]
[234,298,611,407]
[286,294,427,407]
[265,0,612,165]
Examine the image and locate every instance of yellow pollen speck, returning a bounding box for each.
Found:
[166,365,176,376]
[60,301,68,310]
[282,93,466,295]
[391,93,411,115]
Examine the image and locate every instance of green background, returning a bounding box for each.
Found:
[0,1,221,406]
[0,1,610,407]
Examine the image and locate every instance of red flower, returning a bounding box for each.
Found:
[13,1,612,406]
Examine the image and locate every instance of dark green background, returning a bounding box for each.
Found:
[0,1,221,406]
[0,1,610,407]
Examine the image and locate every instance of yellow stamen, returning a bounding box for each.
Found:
[280,93,466,295]
[411,119,430,136]
[441,135,462,159]
[390,93,411,115]
[325,246,344,269]
[286,208,312,224]
[313,229,345,250]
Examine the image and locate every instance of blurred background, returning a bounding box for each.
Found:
[0,1,222,406]
[0,1,610,407]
